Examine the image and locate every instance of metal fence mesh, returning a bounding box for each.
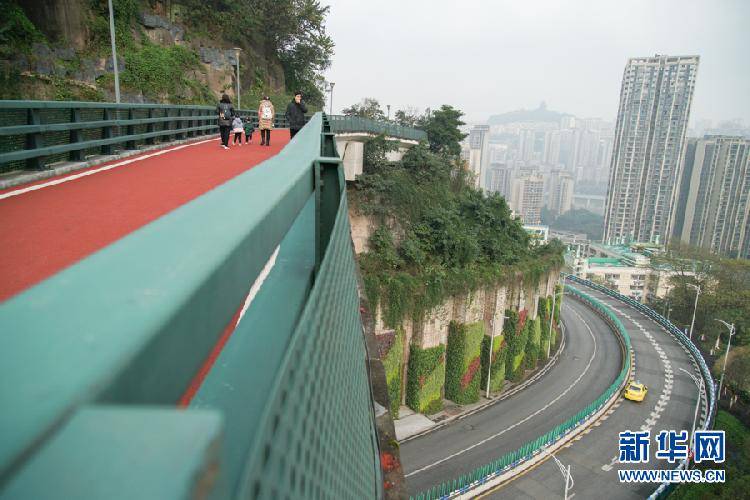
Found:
[242,194,381,500]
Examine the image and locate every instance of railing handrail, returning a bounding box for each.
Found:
[0,112,381,498]
[328,114,428,141]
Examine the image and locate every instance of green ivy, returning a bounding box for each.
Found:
[406,344,445,414]
[539,296,552,360]
[480,333,506,393]
[524,318,541,370]
[445,322,484,404]
[382,327,404,418]
[0,0,44,56]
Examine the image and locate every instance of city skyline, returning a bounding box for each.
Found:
[322,0,750,126]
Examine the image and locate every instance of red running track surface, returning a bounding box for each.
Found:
[0,131,290,302]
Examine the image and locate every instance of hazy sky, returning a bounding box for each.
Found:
[322,0,750,125]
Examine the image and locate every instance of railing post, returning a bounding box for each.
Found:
[126,108,136,150]
[314,157,344,276]
[26,108,44,170]
[101,107,113,155]
[146,108,155,145]
[69,108,83,162]
[186,108,194,138]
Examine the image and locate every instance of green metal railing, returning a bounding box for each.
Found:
[0,113,381,498]
[328,115,428,141]
[0,100,290,172]
[412,285,632,500]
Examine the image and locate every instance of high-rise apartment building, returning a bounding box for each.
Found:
[603,54,699,245]
[510,173,544,224]
[547,170,575,216]
[672,136,750,258]
[469,125,490,189]
[485,163,514,198]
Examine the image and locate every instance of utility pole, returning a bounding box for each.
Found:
[107,0,120,103]
[686,283,700,340]
[486,315,510,398]
[678,367,704,468]
[328,82,335,114]
[715,319,735,399]
[234,48,242,110]
[547,274,566,358]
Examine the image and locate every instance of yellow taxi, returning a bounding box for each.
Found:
[624,381,648,402]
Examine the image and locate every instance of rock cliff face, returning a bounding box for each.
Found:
[350,211,562,416]
[1,0,287,104]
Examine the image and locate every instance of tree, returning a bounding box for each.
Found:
[394,107,421,127]
[418,105,466,158]
[342,98,386,120]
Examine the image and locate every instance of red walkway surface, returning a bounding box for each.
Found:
[0,131,289,302]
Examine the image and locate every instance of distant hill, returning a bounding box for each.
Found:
[488,102,572,125]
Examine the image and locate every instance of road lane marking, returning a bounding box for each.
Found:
[405,303,598,478]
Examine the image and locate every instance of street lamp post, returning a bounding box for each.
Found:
[233,48,242,110]
[486,315,511,398]
[328,82,335,114]
[678,367,704,467]
[107,0,120,103]
[686,283,700,340]
[715,319,735,399]
[548,451,574,499]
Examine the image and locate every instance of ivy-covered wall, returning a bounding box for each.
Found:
[382,327,404,418]
[524,318,541,370]
[480,333,506,393]
[505,309,530,382]
[539,296,552,360]
[406,344,445,415]
[445,321,485,404]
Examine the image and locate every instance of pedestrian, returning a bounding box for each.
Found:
[216,93,234,150]
[231,115,244,146]
[244,117,254,144]
[285,91,308,139]
[258,95,275,146]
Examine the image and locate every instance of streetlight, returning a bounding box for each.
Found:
[715,319,735,399]
[107,0,120,103]
[486,315,511,398]
[328,82,335,114]
[548,450,574,499]
[233,47,242,110]
[678,367,704,467]
[547,273,567,358]
[686,283,700,340]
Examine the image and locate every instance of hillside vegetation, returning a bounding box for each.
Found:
[0,0,333,108]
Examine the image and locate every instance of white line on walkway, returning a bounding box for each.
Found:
[237,245,281,325]
[405,303,598,478]
[0,138,215,201]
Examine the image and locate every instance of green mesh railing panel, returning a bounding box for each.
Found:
[328,115,427,141]
[412,283,632,500]
[240,194,381,499]
[0,100,290,172]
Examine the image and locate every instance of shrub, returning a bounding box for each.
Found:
[445,322,485,404]
[406,344,445,414]
[480,333,506,393]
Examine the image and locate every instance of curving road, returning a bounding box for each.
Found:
[401,295,624,495]
[486,282,703,499]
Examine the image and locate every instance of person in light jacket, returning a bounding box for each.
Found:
[231,116,244,146]
[258,96,275,146]
[216,94,234,150]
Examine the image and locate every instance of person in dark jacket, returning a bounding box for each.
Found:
[216,94,234,149]
[285,91,308,139]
